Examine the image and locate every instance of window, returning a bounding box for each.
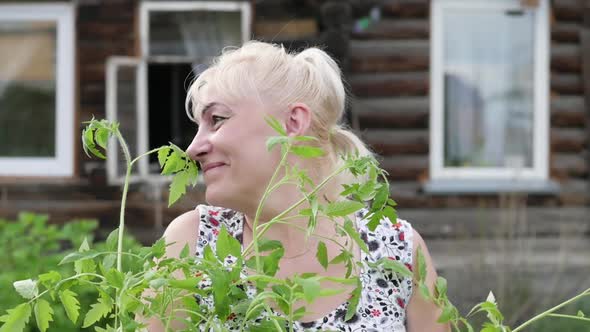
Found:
[106,1,251,184]
[0,4,74,177]
[428,0,554,192]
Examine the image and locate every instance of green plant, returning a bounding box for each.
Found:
[0,212,142,331]
[0,117,588,332]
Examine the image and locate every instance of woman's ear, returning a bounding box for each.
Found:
[285,102,312,136]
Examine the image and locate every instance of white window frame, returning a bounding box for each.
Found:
[105,1,251,184]
[0,3,74,177]
[429,0,550,184]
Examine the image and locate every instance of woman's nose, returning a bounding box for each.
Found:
[186,130,211,162]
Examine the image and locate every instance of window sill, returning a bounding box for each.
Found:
[423,179,560,195]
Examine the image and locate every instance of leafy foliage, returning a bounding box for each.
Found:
[2,117,589,332]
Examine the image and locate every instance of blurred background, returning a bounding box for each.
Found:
[0,0,589,330]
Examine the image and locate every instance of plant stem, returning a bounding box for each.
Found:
[244,164,347,256]
[512,289,590,332]
[130,147,162,165]
[547,313,590,323]
[115,130,133,273]
[251,147,291,272]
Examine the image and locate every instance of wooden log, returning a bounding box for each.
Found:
[352,97,429,129]
[350,40,429,73]
[551,128,588,152]
[349,72,428,97]
[582,5,590,184]
[351,19,429,40]
[79,43,133,64]
[78,22,134,40]
[380,0,429,19]
[553,0,585,23]
[362,129,429,155]
[80,63,108,83]
[551,43,581,73]
[551,153,589,178]
[551,72,583,94]
[552,22,581,43]
[380,155,428,180]
[551,96,586,127]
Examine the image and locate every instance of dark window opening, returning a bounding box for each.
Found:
[148,63,196,167]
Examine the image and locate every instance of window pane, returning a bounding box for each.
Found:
[443,8,535,168]
[116,66,139,176]
[0,21,56,157]
[149,10,241,57]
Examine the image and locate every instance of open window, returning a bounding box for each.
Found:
[106,1,251,184]
[0,4,74,177]
[427,0,557,193]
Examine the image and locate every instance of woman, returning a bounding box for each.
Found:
[147,41,449,331]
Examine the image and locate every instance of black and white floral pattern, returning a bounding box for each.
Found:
[194,205,414,331]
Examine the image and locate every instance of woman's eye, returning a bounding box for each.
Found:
[211,115,227,125]
[211,115,227,126]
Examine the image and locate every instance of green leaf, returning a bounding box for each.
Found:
[372,183,389,210]
[161,151,184,175]
[264,115,287,136]
[329,250,351,265]
[186,161,199,186]
[102,254,116,271]
[105,228,119,251]
[209,270,231,320]
[382,205,398,225]
[316,241,328,270]
[59,289,80,323]
[34,299,54,332]
[266,136,289,152]
[0,303,32,332]
[435,277,448,299]
[345,279,362,321]
[216,226,241,260]
[372,258,412,278]
[83,127,106,159]
[291,145,324,158]
[59,250,102,265]
[258,238,283,252]
[83,295,113,328]
[577,310,585,317]
[13,279,38,300]
[38,271,61,289]
[298,276,322,303]
[325,200,364,217]
[94,128,110,149]
[418,282,431,300]
[294,135,318,142]
[416,247,427,283]
[343,219,369,253]
[437,304,455,323]
[105,269,124,289]
[168,170,189,207]
[366,211,382,232]
[263,250,284,277]
[157,147,171,168]
[179,243,190,259]
[169,277,203,291]
[292,306,307,321]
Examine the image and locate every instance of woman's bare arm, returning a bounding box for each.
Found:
[406,229,451,332]
[137,209,200,332]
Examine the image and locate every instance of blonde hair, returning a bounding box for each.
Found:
[185,41,373,187]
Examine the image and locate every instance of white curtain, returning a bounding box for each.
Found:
[443,8,535,168]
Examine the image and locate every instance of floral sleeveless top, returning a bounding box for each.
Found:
[194,204,414,331]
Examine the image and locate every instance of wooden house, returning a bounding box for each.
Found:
[0,0,589,319]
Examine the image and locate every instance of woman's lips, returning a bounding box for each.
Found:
[202,162,226,173]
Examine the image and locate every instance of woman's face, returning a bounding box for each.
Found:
[186,89,281,211]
